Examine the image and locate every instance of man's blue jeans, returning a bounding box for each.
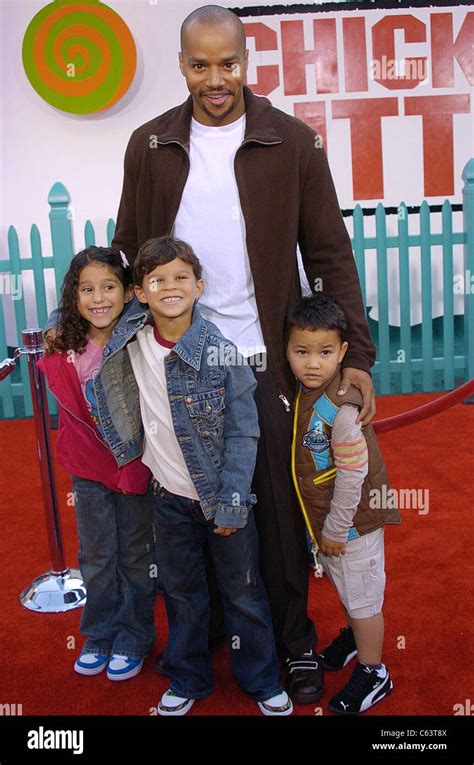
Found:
[152,481,283,701]
[72,475,157,658]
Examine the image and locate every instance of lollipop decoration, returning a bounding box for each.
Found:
[22,0,137,115]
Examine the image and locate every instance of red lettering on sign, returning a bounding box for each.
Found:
[332,98,398,199]
[431,12,474,88]
[294,102,327,148]
[343,17,368,93]
[281,19,339,95]
[240,10,473,201]
[372,14,427,90]
[244,22,280,95]
[405,94,471,195]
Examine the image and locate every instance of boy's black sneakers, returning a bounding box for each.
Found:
[329,661,393,715]
[284,648,324,704]
[318,627,357,671]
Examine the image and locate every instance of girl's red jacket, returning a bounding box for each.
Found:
[37,351,150,495]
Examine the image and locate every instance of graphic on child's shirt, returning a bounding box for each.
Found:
[302,424,331,454]
[303,407,334,471]
[84,369,105,438]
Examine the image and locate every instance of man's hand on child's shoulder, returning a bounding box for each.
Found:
[214,526,238,537]
[320,534,346,557]
[337,367,375,426]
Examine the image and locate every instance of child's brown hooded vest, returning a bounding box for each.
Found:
[291,368,401,548]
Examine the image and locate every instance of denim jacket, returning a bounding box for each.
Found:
[46,300,259,528]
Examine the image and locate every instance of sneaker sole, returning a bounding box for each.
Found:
[287,686,324,705]
[74,663,108,676]
[258,699,294,716]
[319,649,358,672]
[329,679,393,715]
[107,664,143,681]
[157,699,195,716]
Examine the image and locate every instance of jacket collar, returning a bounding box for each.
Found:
[172,303,208,371]
[298,367,364,415]
[121,297,149,329]
[298,368,342,412]
[154,85,283,150]
[121,297,209,371]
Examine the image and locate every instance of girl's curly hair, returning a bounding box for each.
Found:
[52,246,132,354]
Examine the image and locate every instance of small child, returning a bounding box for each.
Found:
[285,294,401,715]
[38,247,156,680]
[126,236,291,716]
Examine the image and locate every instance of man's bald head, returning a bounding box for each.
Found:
[180,5,246,53]
[178,5,248,126]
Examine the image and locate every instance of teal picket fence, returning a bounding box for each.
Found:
[1,159,473,419]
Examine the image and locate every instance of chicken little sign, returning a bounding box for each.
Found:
[242,4,473,206]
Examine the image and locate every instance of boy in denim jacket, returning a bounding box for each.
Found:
[126,236,291,716]
[44,237,290,715]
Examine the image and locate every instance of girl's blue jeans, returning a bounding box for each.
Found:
[152,481,283,701]
[72,475,157,659]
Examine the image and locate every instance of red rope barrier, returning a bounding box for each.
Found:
[373,379,474,434]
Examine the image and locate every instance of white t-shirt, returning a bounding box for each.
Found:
[127,325,199,500]
[172,113,266,358]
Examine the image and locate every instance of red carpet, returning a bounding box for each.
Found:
[1,391,473,716]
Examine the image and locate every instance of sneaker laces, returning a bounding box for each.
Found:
[342,662,381,699]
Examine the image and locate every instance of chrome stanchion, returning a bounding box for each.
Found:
[1,329,86,612]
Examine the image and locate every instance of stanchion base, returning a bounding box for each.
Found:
[20,568,86,613]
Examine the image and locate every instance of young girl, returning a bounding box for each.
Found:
[37,247,156,681]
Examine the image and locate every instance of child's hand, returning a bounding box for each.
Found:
[320,535,346,557]
[214,526,238,537]
[43,329,58,354]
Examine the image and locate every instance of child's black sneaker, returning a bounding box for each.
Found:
[318,627,357,671]
[329,661,393,715]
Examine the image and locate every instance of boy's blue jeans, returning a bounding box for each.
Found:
[151,481,283,701]
[72,475,157,659]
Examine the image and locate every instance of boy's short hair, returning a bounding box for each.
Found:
[133,236,203,286]
[284,294,348,345]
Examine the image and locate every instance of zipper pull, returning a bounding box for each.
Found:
[311,542,324,578]
[278,392,291,412]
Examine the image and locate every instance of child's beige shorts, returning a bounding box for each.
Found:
[317,528,386,619]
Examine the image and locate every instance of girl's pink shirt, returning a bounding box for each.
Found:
[72,337,106,437]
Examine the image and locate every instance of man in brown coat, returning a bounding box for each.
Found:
[111,5,377,704]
